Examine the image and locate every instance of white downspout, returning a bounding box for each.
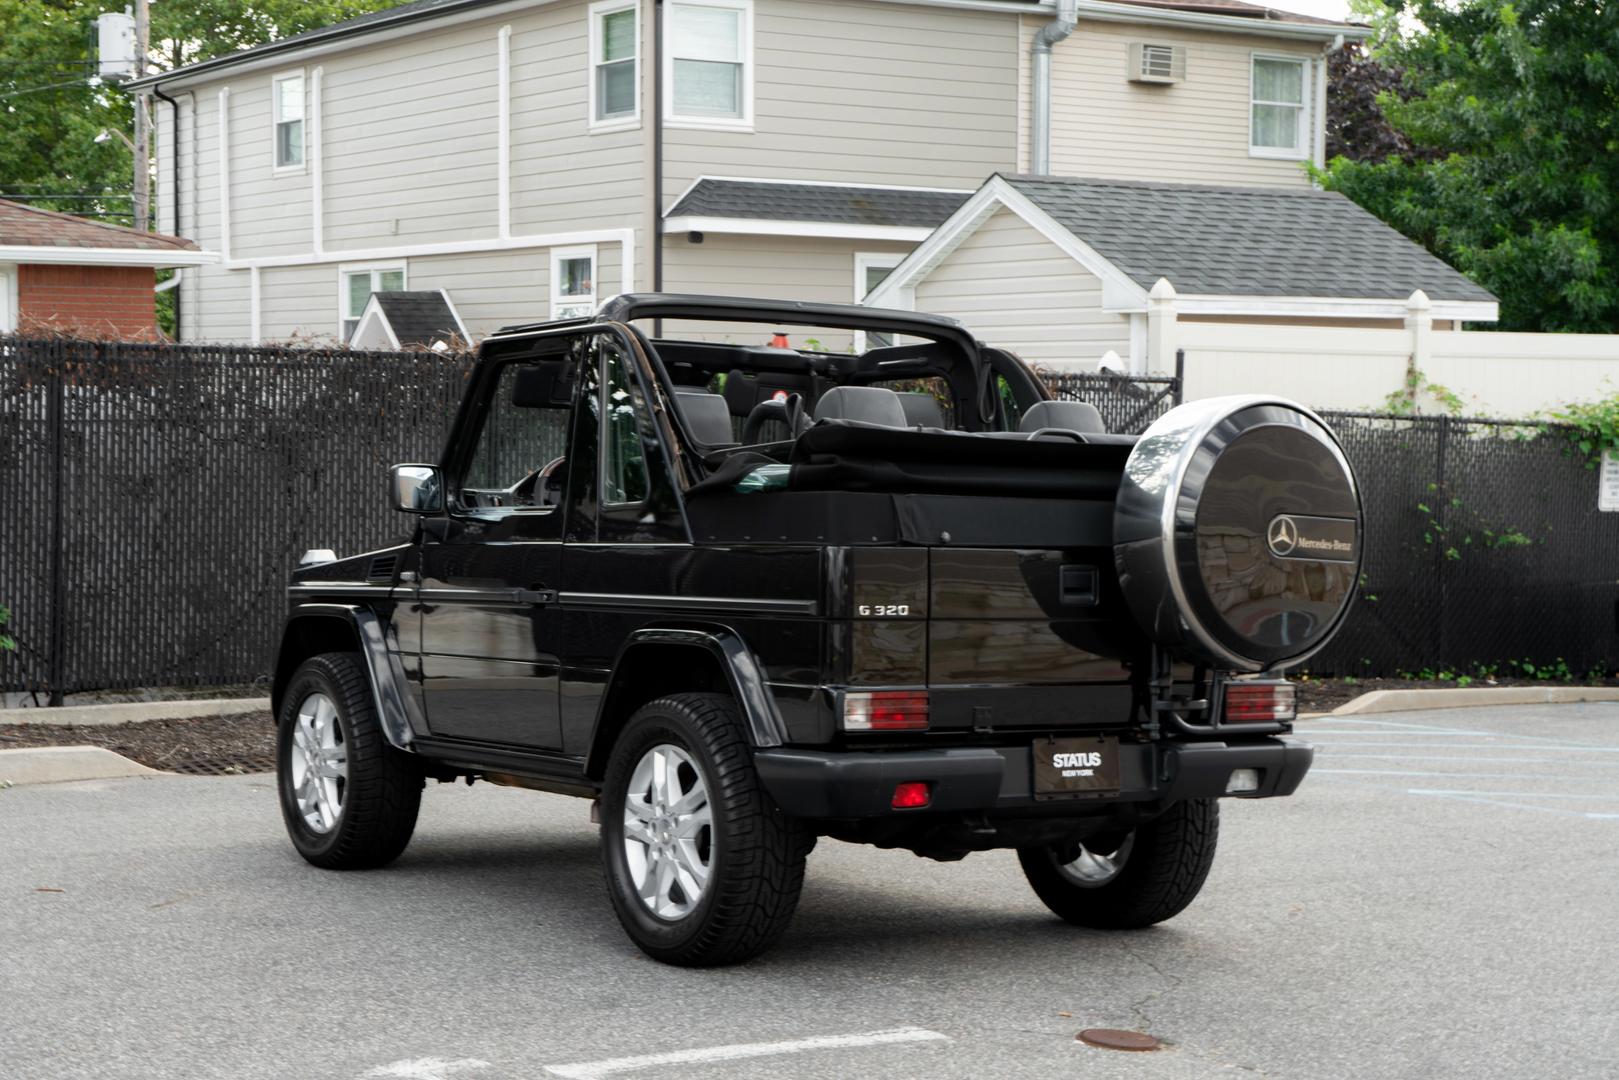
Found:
[1314,33,1342,170]
[1031,0,1078,175]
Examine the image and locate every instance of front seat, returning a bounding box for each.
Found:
[814,386,909,428]
[674,389,738,447]
[1019,400,1106,436]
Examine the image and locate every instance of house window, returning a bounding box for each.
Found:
[590,0,639,129]
[552,245,597,319]
[666,0,752,128]
[272,72,306,170]
[340,265,406,340]
[854,252,904,350]
[1250,55,1308,158]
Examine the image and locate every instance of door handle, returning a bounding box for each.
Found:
[513,588,556,605]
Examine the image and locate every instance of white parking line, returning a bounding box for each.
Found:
[542,1028,949,1080]
[1315,768,1575,780]
[1406,790,1619,820]
[1303,742,1619,753]
[365,1060,490,1080]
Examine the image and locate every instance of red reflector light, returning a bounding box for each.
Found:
[892,781,932,809]
[1224,681,1297,723]
[844,690,929,731]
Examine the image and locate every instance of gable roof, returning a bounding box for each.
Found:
[0,199,214,268]
[130,0,1360,90]
[867,174,1498,322]
[665,178,972,236]
[1003,175,1497,304]
[350,289,470,349]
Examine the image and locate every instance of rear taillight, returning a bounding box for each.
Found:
[843,690,929,731]
[891,782,932,809]
[1223,681,1296,723]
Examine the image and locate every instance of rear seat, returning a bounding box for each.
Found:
[814,385,909,428]
[895,391,946,429]
[1019,400,1106,436]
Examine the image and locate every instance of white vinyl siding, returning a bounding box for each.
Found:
[663,233,914,352]
[589,0,639,130]
[911,209,1130,369]
[662,0,1018,198]
[1249,54,1308,159]
[1039,18,1319,188]
[666,0,752,129]
[271,71,305,171]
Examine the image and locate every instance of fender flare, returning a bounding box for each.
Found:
[584,625,789,778]
[274,604,420,752]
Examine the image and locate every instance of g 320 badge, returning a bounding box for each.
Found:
[857,604,911,617]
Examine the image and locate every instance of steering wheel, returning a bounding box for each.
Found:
[742,393,806,444]
[506,457,566,507]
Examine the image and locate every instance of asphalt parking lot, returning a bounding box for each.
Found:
[4,703,1618,1080]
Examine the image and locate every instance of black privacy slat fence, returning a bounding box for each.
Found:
[1,338,474,701]
[2,336,1615,700]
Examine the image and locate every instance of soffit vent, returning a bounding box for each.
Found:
[1128,42,1186,84]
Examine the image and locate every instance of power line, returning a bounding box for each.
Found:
[0,77,99,101]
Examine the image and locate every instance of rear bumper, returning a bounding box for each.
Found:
[754,737,1313,820]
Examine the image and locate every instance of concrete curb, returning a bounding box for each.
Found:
[1328,686,1619,716]
[0,697,270,728]
[0,746,162,786]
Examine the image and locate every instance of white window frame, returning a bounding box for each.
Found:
[337,262,407,341]
[589,0,641,133]
[271,70,307,174]
[663,0,754,132]
[852,252,905,352]
[1248,53,1311,161]
[551,244,598,319]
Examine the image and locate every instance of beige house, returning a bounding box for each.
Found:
[131,0,1365,346]
[863,173,1499,371]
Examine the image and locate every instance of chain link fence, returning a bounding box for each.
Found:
[2,338,1613,699]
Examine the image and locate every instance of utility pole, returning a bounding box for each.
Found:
[132,0,150,231]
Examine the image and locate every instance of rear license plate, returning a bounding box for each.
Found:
[1033,735,1120,797]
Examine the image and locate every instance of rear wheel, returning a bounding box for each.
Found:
[1018,799,1219,929]
[276,652,422,870]
[600,692,810,966]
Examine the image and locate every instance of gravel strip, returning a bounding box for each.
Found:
[0,712,276,775]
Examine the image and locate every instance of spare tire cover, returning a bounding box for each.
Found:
[1113,396,1362,672]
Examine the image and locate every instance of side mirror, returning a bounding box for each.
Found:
[390,463,442,514]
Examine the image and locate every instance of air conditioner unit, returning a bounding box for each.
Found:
[1128,42,1186,84]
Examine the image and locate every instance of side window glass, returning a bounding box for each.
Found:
[601,344,649,505]
[997,375,1024,432]
[460,361,573,513]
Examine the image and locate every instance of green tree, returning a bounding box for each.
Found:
[0,0,406,224]
[1317,0,1619,332]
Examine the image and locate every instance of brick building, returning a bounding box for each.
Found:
[0,200,214,340]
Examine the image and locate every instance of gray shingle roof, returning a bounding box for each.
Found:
[373,291,465,347]
[666,179,972,229]
[1003,175,1496,303]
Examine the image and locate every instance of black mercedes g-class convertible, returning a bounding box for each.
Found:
[273,293,1361,966]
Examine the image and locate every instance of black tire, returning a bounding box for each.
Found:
[600,692,810,967]
[1018,798,1219,929]
[276,652,422,870]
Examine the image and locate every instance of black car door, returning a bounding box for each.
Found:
[415,332,589,749]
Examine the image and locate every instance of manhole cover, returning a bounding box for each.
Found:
[1078,1029,1161,1052]
[169,754,276,776]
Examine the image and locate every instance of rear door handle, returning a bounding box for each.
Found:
[513,588,556,605]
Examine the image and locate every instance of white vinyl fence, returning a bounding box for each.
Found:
[1150,288,1619,417]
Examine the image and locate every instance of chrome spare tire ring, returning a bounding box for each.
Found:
[1055,833,1135,888]
[622,743,713,921]
[289,691,349,834]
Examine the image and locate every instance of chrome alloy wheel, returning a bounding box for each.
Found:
[289,692,348,834]
[622,743,713,920]
[1055,833,1135,888]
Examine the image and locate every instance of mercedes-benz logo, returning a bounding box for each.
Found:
[1267,515,1299,557]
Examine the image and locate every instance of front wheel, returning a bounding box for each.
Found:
[600,693,810,966]
[1018,798,1219,929]
[276,652,423,870]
